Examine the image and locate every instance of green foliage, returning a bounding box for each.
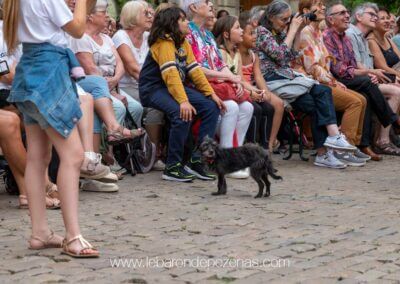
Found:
[342,0,400,14]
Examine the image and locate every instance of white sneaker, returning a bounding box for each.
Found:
[324,134,357,151]
[97,171,119,183]
[226,168,250,179]
[81,180,119,192]
[334,151,366,167]
[152,160,165,171]
[314,150,347,169]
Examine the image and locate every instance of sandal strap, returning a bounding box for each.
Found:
[66,234,93,249]
[46,182,58,195]
[31,230,55,245]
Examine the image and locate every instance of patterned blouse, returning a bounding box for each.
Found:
[322,27,357,80]
[298,25,337,85]
[254,26,298,79]
[186,21,226,71]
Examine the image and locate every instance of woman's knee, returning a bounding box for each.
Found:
[224,100,240,116]
[239,101,254,116]
[0,112,21,137]
[79,93,94,108]
[270,94,284,112]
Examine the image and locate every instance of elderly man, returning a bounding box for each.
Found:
[346,3,400,156]
[323,3,400,161]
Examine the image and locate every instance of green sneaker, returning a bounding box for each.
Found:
[162,163,195,182]
[184,159,216,180]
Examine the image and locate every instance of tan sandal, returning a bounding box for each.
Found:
[29,230,63,250]
[61,235,99,258]
[107,126,145,145]
[46,182,59,199]
[19,195,29,209]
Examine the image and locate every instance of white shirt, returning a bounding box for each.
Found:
[18,0,73,48]
[112,30,149,88]
[0,21,22,90]
[70,33,116,77]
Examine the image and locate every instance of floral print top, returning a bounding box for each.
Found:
[323,27,357,80]
[298,25,337,85]
[186,21,226,71]
[254,26,298,79]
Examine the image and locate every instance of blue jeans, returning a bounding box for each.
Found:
[291,84,337,149]
[143,87,220,166]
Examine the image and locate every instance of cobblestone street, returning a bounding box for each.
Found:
[1,155,400,283]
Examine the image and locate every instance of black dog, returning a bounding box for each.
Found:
[199,137,282,198]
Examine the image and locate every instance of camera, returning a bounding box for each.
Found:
[303,12,317,21]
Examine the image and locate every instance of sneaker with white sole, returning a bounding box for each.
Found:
[354,149,371,161]
[152,159,166,171]
[97,171,119,183]
[226,168,250,179]
[334,151,366,167]
[314,150,347,169]
[80,154,110,180]
[81,180,119,192]
[323,134,357,151]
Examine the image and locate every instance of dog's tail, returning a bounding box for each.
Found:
[265,157,282,180]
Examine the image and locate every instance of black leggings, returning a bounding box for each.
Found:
[246,101,275,148]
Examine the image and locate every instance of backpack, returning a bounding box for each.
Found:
[113,109,156,175]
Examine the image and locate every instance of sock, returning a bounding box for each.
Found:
[85,152,97,161]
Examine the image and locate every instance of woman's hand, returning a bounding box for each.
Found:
[226,73,242,84]
[289,13,304,34]
[105,76,118,90]
[210,93,227,113]
[180,101,197,122]
[111,91,128,107]
[234,83,244,98]
[337,81,347,91]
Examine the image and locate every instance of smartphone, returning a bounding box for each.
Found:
[0,60,10,77]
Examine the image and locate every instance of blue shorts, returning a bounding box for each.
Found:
[16,101,50,129]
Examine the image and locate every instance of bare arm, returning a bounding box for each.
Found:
[75,52,102,76]
[368,38,400,77]
[116,44,141,80]
[62,0,91,39]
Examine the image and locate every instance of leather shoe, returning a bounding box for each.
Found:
[360,147,382,161]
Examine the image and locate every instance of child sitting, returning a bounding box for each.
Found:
[139,7,225,182]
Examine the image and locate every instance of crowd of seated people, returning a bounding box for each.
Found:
[2,0,400,191]
[1,0,400,257]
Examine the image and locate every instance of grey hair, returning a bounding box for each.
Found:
[259,0,291,30]
[351,2,378,24]
[325,2,343,27]
[249,5,267,23]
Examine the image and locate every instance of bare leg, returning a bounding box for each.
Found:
[94,97,130,136]
[43,127,97,254]
[0,111,28,197]
[24,124,55,244]
[267,94,284,151]
[78,95,95,152]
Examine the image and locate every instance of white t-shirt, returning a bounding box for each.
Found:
[112,30,149,88]
[18,0,73,48]
[0,21,22,90]
[70,33,116,77]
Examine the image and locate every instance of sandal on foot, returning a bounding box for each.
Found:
[29,230,63,250]
[374,143,400,156]
[107,127,145,145]
[19,195,29,209]
[46,196,61,210]
[46,182,59,199]
[61,235,99,258]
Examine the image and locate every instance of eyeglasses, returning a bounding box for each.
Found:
[144,10,154,18]
[364,11,378,19]
[329,10,350,17]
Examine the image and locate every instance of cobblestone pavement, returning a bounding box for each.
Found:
[1,154,400,283]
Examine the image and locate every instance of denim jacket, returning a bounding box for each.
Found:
[8,43,82,138]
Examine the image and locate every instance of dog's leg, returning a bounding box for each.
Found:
[262,173,271,197]
[250,168,264,198]
[212,174,227,195]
